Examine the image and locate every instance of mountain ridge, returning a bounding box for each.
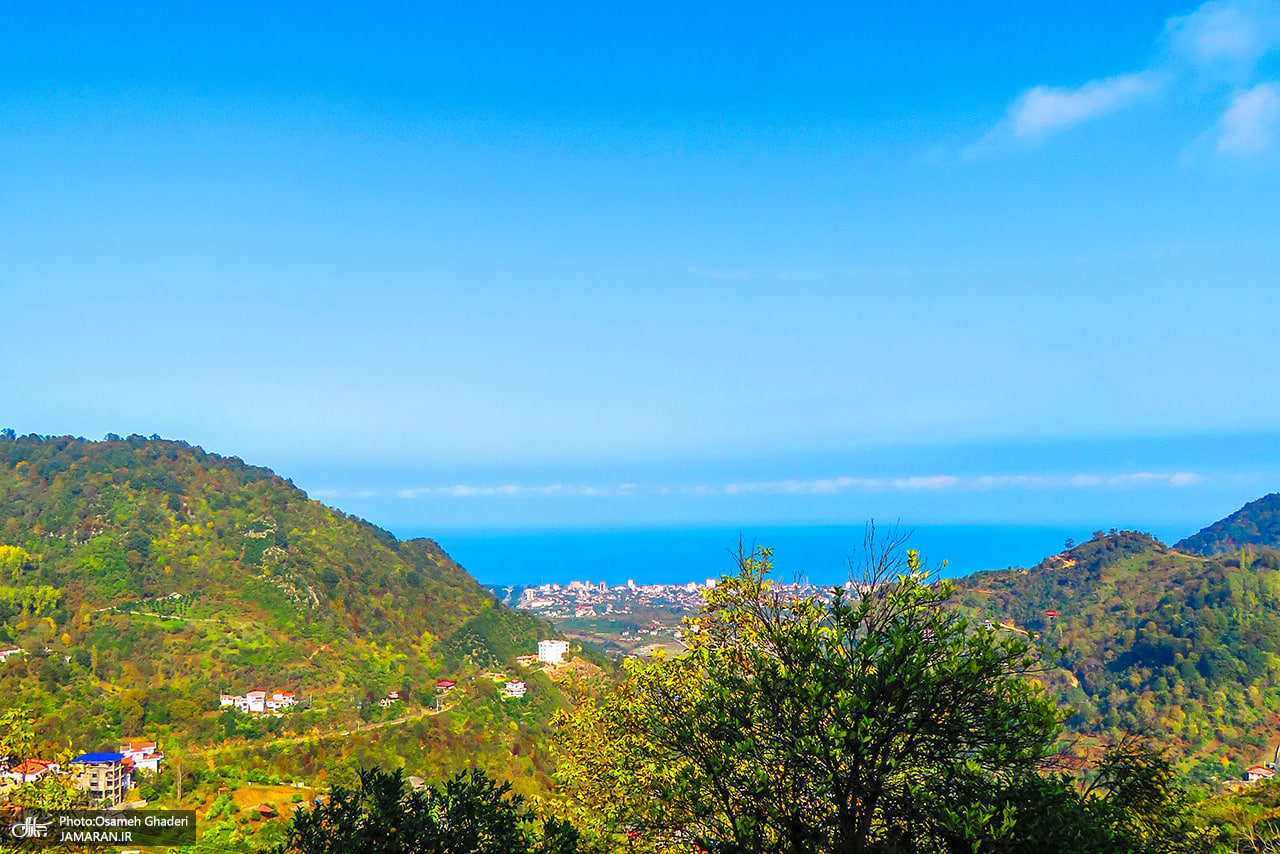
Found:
[0,432,564,793]
[953,522,1280,784]
[1174,493,1280,557]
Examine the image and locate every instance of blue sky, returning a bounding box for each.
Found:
[3,1,1280,536]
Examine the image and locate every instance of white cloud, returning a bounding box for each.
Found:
[1167,0,1280,71]
[977,0,1280,153]
[393,483,607,499]
[722,472,1201,495]
[1217,82,1280,152]
[346,471,1206,501]
[1004,74,1162,138]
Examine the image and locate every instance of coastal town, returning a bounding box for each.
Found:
[493,577,851,657]
[495,577,839,621]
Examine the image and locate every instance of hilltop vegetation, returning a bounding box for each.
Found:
[11,428,1280,850]
[551,545,1217,853]
[1176,493,1280,557]
[954,529,1280,784]
[0,431,567,800]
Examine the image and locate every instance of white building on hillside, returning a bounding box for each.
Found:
[220,689,297,715]
[120,741,163,774]
[266,690,296,711]
[537,639,569,665]
[3,759,59,784]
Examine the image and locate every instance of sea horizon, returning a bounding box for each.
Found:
[412,522,1199,588]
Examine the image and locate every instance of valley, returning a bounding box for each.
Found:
[8,432,1280,848]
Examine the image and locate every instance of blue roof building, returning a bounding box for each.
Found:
[72,752,126,764]
[70,752,129,806]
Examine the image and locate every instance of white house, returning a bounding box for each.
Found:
[0,648,23,663]
[1246,766,1275,783]
[119,741,163,774]
[266,690,297,712]
[220,693,251,712]
[246,690,267,713]
[221,689,296,715]
[2,758,59,784]
[537,639,569,665]
[502,680,527,699]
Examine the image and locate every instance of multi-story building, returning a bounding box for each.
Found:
[70,752,130,806]
[537,639,569,665]
[246,690,267,713]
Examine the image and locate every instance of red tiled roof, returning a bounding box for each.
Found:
[9,759,54,775]
[121,741,157,752]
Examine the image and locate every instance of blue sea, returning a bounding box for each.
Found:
[413,523,1195,588]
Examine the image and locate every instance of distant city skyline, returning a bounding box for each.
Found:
[3,1,1279,532]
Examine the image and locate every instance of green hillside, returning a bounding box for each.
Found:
[1175,493,1280,556]
[953,528,1280,785]
[0,432,566,797]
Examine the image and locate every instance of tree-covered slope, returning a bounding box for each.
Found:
[1175,493,1280,557]
[953,528,1280,785]
[0,432,557,759]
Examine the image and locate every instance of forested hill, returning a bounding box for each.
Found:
[1175,492,1280,556]
[0,432,556,755]
[953,526,1280,784]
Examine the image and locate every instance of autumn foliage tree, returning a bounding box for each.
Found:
[552,531,1213,853]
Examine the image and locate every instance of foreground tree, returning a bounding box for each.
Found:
[552,531,1214,853]
[272,767,579,854]
[0,706,82,811]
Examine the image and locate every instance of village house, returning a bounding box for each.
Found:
[0,647,23,663]
[119,740,163,774]
[515,654,538,666]
[266,690,296,712]
[1246,766,1275,783]
[2,758,60,784]
[379,691,402,708]
[537,639,569,665]
[221,693,253,713]
[435,679,456,692]
[70,753,130,806]
[502,680,527,699]
[220,689,297,714]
